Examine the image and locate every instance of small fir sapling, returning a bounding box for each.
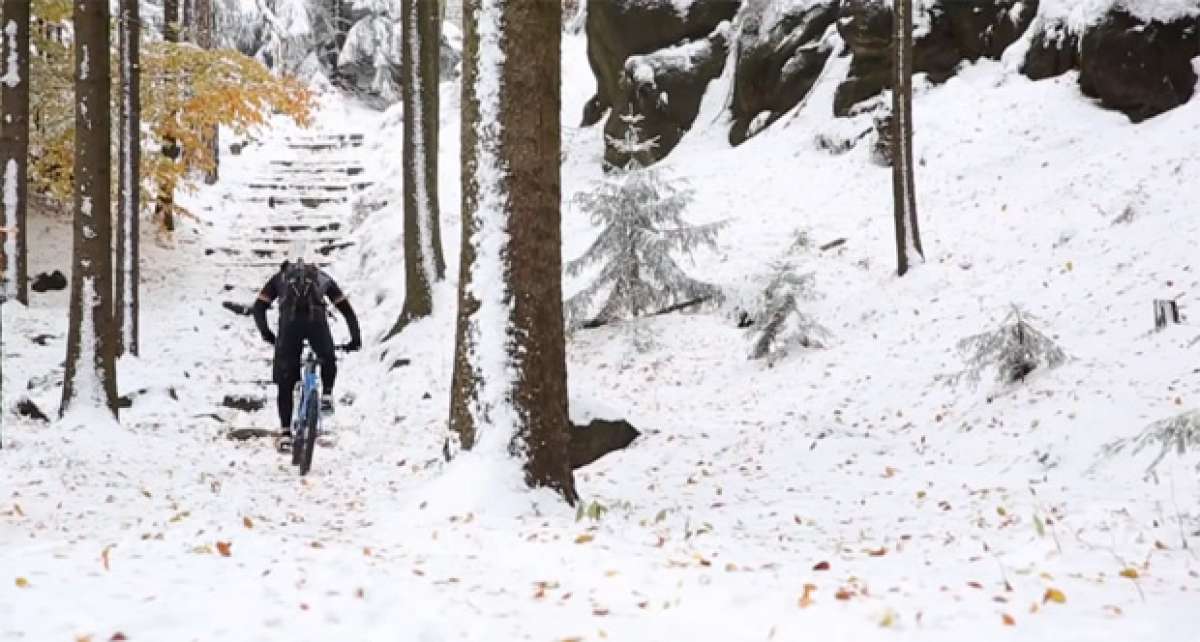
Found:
[744,260,829,363]
[950,306,1066,385]
[564,111,723,330]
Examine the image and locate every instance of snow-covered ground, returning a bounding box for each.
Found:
[3,33,1200,641]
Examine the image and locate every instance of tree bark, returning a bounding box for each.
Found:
[891,0,923,277]
[386,0,446,339]
[116,0,141,356]
[61,0,119,418]
[195,0,218,185]
[1,0,31,304]
[449,0,577,504]
[157,0,182,230]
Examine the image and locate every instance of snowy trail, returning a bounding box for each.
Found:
[4,37,1200,640]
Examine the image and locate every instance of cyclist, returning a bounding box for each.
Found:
[251,245,362,451]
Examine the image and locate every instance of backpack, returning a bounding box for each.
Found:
[278,262,325,321]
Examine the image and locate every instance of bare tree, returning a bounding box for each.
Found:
[195,0,219,185]
[61,0,119,419]
[156,0,182,230]
[116,0,142,356]
[385,0,446,338]
[891,0,923,276]
[449,0,577,504]
[1,0,31,304]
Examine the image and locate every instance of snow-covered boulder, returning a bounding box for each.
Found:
[1020,6,1200,123]
[606,23,734,167]
[834,0,1036,116]
[729,0,841,145]
[582,0,741,145]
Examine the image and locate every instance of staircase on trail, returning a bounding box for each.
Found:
[206,131,370,431]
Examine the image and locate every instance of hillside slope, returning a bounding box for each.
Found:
[1,29,1198,642]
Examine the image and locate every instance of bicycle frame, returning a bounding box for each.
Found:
[292,346,322,439]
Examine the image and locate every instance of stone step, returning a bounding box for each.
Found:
[254,222,344,234]
[243,181,373,193]
[285,141,365,152]
[284,133,365,145]
[265,166,367,178]
[217,260,333,269]
[240,195,349,208]
[206,240,354,259]
[227,236,345,245]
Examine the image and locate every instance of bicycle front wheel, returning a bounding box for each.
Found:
[299,392,319,476]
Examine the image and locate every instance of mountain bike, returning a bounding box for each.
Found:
[289,342,349,476]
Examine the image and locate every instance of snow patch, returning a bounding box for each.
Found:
[60,277,113,424]
[1,20,20,87]
[1038,0,1200,32]
[461,0,519,460]
[2,159,17,297]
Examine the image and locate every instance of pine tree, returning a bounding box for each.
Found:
[61,0,119,419]
[449,0,577,505]
[1,0,31,304]
[116,0,141,356]
[950,306,1066,386]
[745,261,828,363]
[385,0,445,338]
[565,112,722,329]
[891,0,923,276]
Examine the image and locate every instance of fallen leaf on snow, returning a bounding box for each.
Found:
[1119,568,1139,579]
[101,545,114,571]
[243,516,254,529]
[15,577,29,588]
[575,534,594,544]
[1043,588,1066,604]
[867,547,887,557]
[799,584,817,608]
[1002,613,1015,626]
[813,561,831,571]
[216,541,232,557]
[834,588,853,601]
[110,634,128,641]
[967,581,983,589]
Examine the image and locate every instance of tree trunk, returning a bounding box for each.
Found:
[157,0,182,230]
[890,0,923,277]
[449,0,577,504]
[1,0,31,305]
[386,0,446,339]
[195,0,218,185]
[61,0,119,419]
[116,0,141,356]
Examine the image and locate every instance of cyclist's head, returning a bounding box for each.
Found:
[284,240,311,268]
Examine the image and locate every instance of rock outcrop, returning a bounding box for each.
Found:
[607,24,734,166]
[835,0,1037,116]
[730,0,840,145]
[584,0,741,165]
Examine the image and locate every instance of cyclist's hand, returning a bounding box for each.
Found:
[344,338,362,352]
[261,330,277,345]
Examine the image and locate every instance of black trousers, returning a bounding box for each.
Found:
[274,318,337,429]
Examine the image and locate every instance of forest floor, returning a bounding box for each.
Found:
[2,35,1200,642]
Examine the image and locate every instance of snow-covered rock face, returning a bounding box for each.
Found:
[583,0,741,163]
[730,0,841,145]
[834,0,1036,116]
[1025,8,1200,123]
[608,23,733,167]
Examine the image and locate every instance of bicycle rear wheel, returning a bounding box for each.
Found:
[290,384,304,467]
[299,392,319,476]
